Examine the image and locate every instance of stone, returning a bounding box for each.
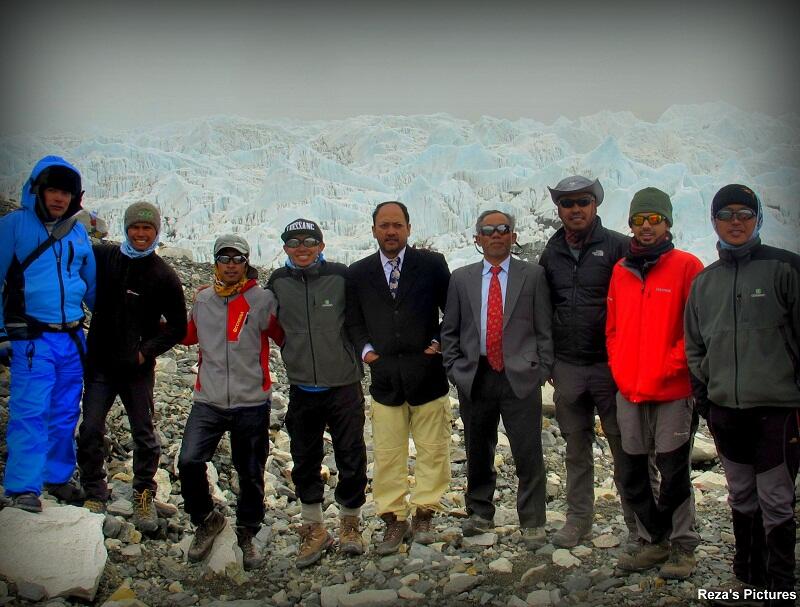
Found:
[443,574,483,596]
[592,533,621,548]
[520,564,548,586]
[156,357,178,374]
[205,519,243,575]
[691,434,717,463]
[571,544,592,558]
[121,544,142,557]
[526,589,552,606]
[337,589,398,606]
[103,515,123,538]
[320,583,351,607]
[489,557,513,573]
[461,532,497,547]
[108,499,134,517]
[692,471,728,491]
[155,468,173,503]
[0,506,106,601]
[398,586,425,599]
[552,548,581,568]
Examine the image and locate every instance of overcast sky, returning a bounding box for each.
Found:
[1,0,798,135]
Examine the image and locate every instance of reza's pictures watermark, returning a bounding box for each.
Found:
[698,588,797,603]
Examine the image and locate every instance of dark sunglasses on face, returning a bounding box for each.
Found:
[285,237,321,248]
[629,213,667,227]
[715,208,756,222]
[215,254,248,264]
[478,224,512,236]
[557,197,593,209]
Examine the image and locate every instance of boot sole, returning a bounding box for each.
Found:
[375,530,412,555]
[552,532,591,548]
[296,535,334,568]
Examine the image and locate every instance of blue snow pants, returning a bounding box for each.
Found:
[3,331,85,495]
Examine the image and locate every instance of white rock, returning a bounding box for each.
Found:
[496,432,510,449]
[526,589,553,606]
[461,532,497,547]
[108,500,134,517]
[592,533,621,548]
[398,586,425,599]
[0,506,106,601]
[571,545,592,558]
[692,434,718,463]
[158,246,194,261]
[545,510,566,523]
[155,468,172,503]
[692,471,728,491]
[338,589,398,606]
[206,462,228,505]
[552,548,581,568]
[204,519,242,574]
[156,357,178,374]
[321,583,351,607]
[489,557,513,573]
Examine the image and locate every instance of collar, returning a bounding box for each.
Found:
[482,255,511,276]
[380,247,407,268]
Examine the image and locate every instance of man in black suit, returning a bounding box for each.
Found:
[346,201,451,555]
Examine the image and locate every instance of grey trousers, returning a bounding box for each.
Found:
[552,360,644,529]
[615,394,700,550]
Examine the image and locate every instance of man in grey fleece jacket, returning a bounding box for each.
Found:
[178,234,279,570]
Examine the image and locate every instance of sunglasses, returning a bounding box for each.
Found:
[629,213,667,227]
[557,197,593,209]
[478,224,512,236]
[215,254,248,264]
[285,237,321,248]
[715,208,756,222]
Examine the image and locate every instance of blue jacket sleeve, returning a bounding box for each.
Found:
[81,239,97,312]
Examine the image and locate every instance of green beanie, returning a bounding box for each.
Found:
[124,201,161,233]
[629,187,673,226]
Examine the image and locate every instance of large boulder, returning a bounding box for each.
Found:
[0,505,107,601]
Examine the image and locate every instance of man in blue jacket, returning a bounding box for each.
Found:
[0,156,96,512]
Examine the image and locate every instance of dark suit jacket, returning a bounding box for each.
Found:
[346,246,451,406]
[441,256,554,400]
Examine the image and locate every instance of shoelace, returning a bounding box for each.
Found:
[135,490,153,514]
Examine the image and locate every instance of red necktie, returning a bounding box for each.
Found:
[486,266,504,371]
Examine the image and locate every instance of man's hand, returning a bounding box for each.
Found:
[424,341,441,355]
[0,341,11,367]
[364,351,380,365]
[137,351,146,365]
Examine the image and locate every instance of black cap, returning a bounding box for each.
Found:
[35,165,82,196]
[712,184,759,216]
[281,218,323,243]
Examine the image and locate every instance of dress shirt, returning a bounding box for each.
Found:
[480,256,510,356]
[362,247,408,360]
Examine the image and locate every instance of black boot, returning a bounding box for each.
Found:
[764,518,797,602]
[730,508,767,588]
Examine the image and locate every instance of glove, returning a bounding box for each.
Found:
[0,340,11,367]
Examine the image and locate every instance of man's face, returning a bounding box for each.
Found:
[630,212,669,246]
[476,212,516,263]
[283,233,325,268]
[42,187,72,220]
[127,222,157,252]
[372,203,410,258]
[215,247,248,285]
[713,204,757,247]
[556,193,597,232]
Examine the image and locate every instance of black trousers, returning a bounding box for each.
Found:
[708,404,800,594]
[77,367,159,500]
[178,401,269,530]
[458,358,546,528]
[285,383,367,509]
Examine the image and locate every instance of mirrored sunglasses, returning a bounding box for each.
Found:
[284,237,321,248]
[478,224,512,236]
[630,213,666,227]
[215,254,248,264]
[558,197,593,209]
[715,208,756,222]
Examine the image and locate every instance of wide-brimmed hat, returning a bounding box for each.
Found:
[548,175,604,206]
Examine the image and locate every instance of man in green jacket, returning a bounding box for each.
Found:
[685,184,800,604]
[267,219,367,569]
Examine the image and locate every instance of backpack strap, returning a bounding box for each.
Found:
[19,216,79,272]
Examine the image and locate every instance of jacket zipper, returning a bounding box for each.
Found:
[225,296,231,408]
[570,262,578,360]
[732,262,740,407]
[67,242,75,277]
[302,274,318,385]
[55,240,66,325]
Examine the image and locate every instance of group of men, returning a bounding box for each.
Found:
[1,155,798,604]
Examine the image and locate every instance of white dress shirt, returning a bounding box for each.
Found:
[480,256,510,356]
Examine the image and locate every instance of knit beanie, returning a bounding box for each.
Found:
[711,184,759,216]
[124,201,161,233]
[629,187,673,226]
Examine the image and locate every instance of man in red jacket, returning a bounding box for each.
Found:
[606,187,703,579]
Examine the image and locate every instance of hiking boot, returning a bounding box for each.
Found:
[296,522,333,568]
[236,526,263,571]
[9,492,42,513]
[521,526,547,550]
[706,579,765,606]
[132,489,159,533]
[338,515,365,556]
[44,481,85,504]
[658,545,696,579]
[83,498,107,514]
[376,513,411,556]
[617,540,670,572]
[552,519,592,548]
[461,514,494,537]
[187,509,226,562]
[411,508,435,545]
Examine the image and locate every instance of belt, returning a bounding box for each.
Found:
[45,320,82,331]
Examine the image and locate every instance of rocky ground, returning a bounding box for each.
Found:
[0,252,798,607]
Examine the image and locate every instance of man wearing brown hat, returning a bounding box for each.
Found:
[266,218,368,569]
[606,187,704,579]
[77,201,187,534]
[539,176,639,548]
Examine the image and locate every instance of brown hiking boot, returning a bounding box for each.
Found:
[617,540,670,572]
[552,519,592,548]
[705,579,765,606]
[236,526,263,571]
[296,522,333,568]
[411,508,435,545]
[658,545,696,579]
[187,509,226,562]
[376,513,411,555]
[132,489,159,533]
[521,526,547,549]
[338,515,365,555]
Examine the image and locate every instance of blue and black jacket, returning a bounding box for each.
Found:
[0,156,96,341]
